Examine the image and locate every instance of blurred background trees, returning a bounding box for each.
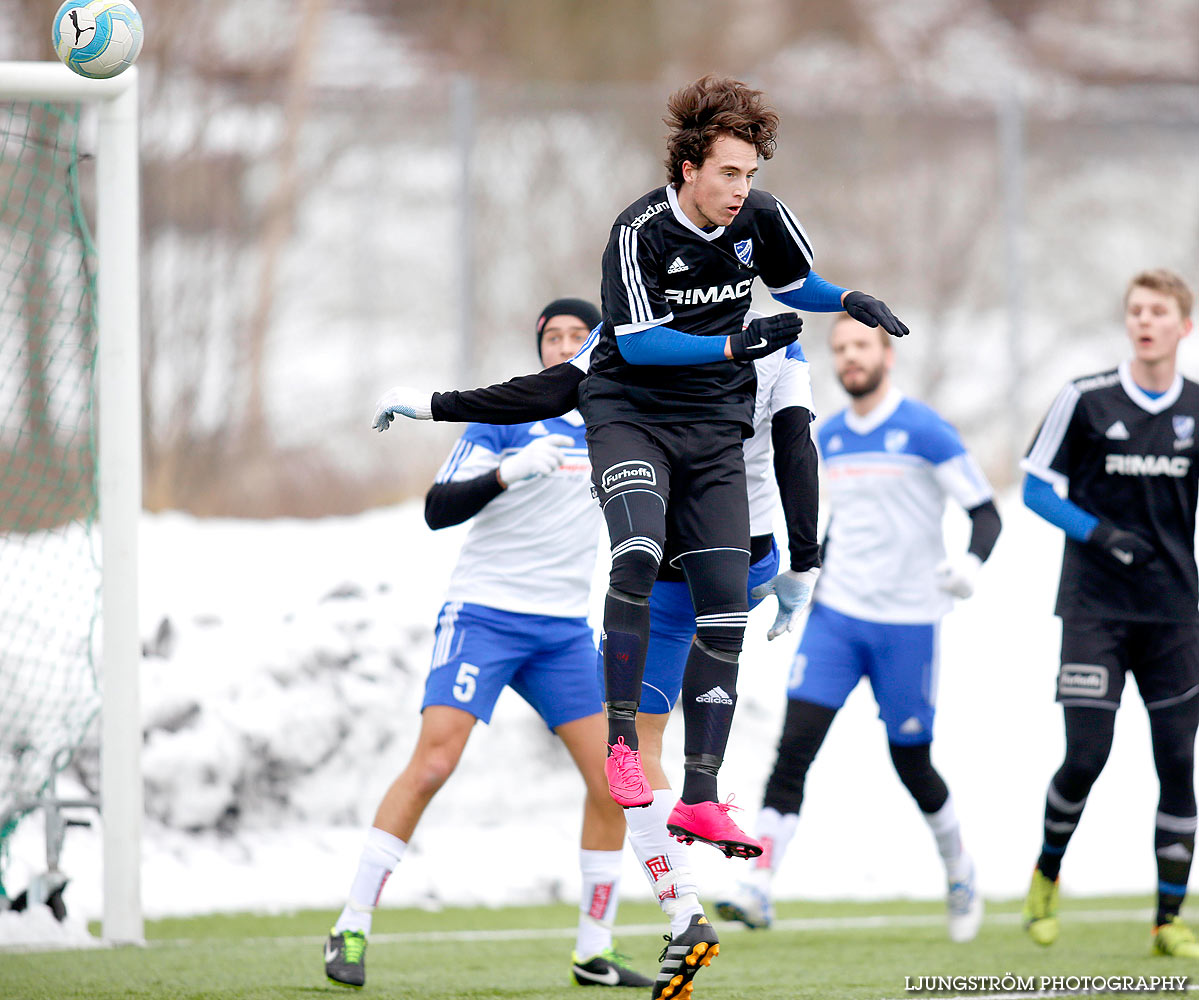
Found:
[1,0,1196,516]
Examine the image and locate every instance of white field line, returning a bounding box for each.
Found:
[149,905,1155,949]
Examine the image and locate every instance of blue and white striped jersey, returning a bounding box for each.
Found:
[815,389,993,624]
[435,411,599,618]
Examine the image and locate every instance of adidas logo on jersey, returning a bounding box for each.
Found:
[667,256,689,274]
[696,685,734,705]
[1105,420,1130,440]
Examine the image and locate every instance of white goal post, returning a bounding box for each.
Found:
[0,61,141,944]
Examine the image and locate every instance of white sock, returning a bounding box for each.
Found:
[924,797,969,881]
[334,827,407,935]
[624,790,703,936]
[753,806,799,880]
[577,849,622,959]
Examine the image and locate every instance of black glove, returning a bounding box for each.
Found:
[729,312,802,362]
[1088,520,1157,568]
[844,291,909,338]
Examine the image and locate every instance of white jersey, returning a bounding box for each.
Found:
[436,411,599,617]
[814,388,993,624]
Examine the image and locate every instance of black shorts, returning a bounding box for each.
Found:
[586,419,750,566]
[1057,618,1199,710]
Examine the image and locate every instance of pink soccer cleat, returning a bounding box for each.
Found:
[605,737,653,808]
[666,797,762,860]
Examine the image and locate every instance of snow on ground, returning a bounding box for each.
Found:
[0,491,1171,947]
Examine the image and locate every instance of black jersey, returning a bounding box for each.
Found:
[579,184,813,432]
[1023,362,1199,623]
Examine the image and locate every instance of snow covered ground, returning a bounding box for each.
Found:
[0,491,1171,947]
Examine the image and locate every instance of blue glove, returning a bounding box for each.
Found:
[750,567,820,641]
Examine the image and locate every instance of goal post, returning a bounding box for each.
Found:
[0,61,141,944]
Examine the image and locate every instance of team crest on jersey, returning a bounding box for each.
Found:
[884,429,909,453]
[1173,415,1194,449]
[734,239,754,266]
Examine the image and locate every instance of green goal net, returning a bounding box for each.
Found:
[0,99,102,899]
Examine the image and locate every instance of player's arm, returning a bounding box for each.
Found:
[760,197,908,337]
[926,421,1001,598]
[373,326,599,430]
[1021,383,1156,566]
[1021,473,1155,566]
[750,343,821,640]
[424,427,572,529]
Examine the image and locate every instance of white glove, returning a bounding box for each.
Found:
[497,433,573,487]
[750,566,820,641]
[372,386,434,431]
[935,552,982,599]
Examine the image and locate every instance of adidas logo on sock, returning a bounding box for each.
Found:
[667,256,689,274]
[696,685,734,705]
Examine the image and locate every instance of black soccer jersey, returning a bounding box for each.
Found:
[1023,361,1199,623]
[579,184,813,432]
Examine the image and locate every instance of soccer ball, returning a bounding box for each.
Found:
[52,1,143,80]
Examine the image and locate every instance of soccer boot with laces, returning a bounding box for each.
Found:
[667,798,762,860]
[946,856,984,943]
[324,928,367,988]
[653,914,719,1000]
[1021,868,1060,946]
[714,879,774,929]
[1153,916,1199,957]
[571,946,655,987]
[605,737,653,808]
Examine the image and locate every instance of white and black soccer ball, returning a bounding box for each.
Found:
[52,1,144,80]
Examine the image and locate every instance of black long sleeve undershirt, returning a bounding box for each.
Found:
[430,363,583,424]
[966,498,1002,562]
[771,405,821,572]
[424,472,505,530]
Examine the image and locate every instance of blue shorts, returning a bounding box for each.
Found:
[786,602,939,745]
[634,538,781,714]
[423,602,602,730]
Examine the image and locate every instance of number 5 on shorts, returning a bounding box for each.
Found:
[453,662,479,702]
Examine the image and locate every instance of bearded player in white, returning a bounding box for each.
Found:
[717,314,1001,943]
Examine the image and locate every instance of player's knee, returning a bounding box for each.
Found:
[608,545,661,598]
[694,622,744,655]
[889,742,948,813]
[1155,742,1195,788]
[409,745,461,795]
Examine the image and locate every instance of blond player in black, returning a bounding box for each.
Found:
[1020,269,1199,957]
[580,74,907,885]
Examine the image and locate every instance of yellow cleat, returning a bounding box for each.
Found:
[1154,916,1199,957]
[1021,868,1060,947]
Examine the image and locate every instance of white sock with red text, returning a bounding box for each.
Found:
[577,849,623,959]
[334,827,407,935]
[624,791,703,935]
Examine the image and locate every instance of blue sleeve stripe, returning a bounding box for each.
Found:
[773,270,847,312]
[1023,472,1098,542]
[617,325,728,365]
[437,440,475,484]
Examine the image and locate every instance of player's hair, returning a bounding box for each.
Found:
[663,75,778,187]
[830,312,890,348]
[1125,269,1194,318]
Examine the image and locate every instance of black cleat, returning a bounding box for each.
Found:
[572,947,654,987]
[653,914,719,999]
[324,928,367,988]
